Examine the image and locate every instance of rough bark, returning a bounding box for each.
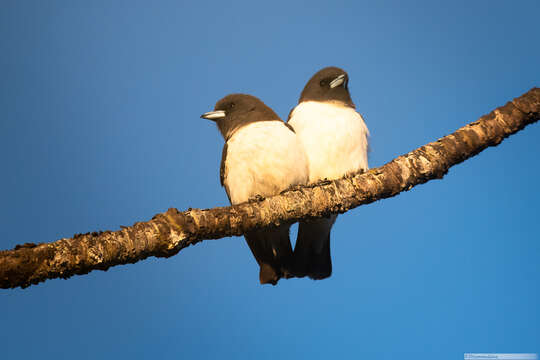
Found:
[1,88,539,289]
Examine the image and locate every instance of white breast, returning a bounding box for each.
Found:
[224,121,309,205]
[288,101,369,183]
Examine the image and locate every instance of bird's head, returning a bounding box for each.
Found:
[201,94,279,140]
[299,66,355,107]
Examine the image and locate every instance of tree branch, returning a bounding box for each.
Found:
[1,88,539,289]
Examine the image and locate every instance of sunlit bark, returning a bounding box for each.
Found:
[1,88,538,289]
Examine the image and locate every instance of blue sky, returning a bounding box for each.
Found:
[1,1,539,359]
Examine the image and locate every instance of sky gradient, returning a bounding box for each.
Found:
[1,1,539,359]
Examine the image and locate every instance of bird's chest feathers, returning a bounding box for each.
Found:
[289,101,370,182]
[223,122,308,204]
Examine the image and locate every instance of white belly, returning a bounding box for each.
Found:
[224,121,309,205]
[288,101,369,183]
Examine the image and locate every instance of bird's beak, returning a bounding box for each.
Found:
[330,74,346,88]
[200,110,226,121]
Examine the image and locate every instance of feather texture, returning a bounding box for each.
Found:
[222,120,308,284]
[289,100,369,280]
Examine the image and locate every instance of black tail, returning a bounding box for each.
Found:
[244,225,294,285]
[293,215,336,280]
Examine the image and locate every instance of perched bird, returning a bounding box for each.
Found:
[288,66,370,280]
[201,94,309,285]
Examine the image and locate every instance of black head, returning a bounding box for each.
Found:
[201,94,280,140]
[298,66,355,108]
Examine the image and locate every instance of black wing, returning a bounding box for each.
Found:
[220,143,232,202]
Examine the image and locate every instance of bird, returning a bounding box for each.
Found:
[201,94,309,285]
[287,66,370,280]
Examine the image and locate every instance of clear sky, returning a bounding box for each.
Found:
[1,1,539,359]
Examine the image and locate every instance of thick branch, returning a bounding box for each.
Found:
[1,88,539,289]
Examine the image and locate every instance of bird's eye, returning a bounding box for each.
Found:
[320,80,326,86]
[230,102,235,109]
